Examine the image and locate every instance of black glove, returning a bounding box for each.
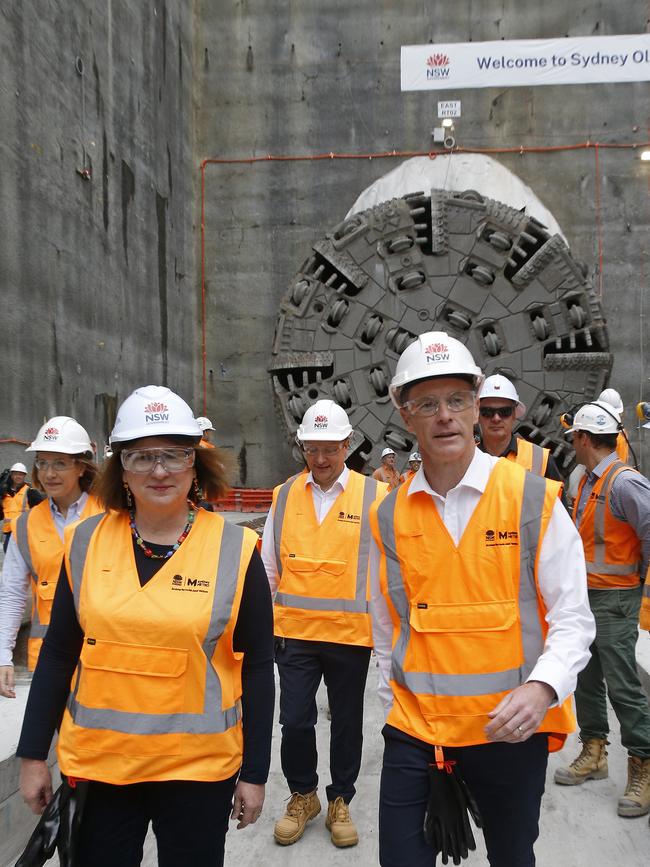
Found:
[15,777,90,867]
[423,760,482,866]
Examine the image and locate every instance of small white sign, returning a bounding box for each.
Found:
[438,100,461,118]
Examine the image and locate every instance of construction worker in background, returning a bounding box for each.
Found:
[369,332,595,867]
[197,415,216,448]
[477,374,564,483]
[17,387,274,865]
[1,462,44,552]
[405,451,421,481]
[262,399,387,849]
[373,447,404,491]
[554,403,650,819]
[598,388,630,464]
[0,418,101,698]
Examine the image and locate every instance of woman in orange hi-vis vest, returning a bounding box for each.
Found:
[0,417,100,697]
[16,387,274,867]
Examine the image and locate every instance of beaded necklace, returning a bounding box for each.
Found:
[129,505,196,560]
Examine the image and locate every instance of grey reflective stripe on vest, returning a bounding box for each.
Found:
[68,513,106,615]
[273,473,302,579]
[376,471,546,697]
[644,582,650,599]
[15,511,48,639]
[585,462,640,576]
[530,443,545,476]
[66,518,245,735]
[274,475,379,614]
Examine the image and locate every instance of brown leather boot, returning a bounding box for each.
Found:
[554,737,609,785]
[273,790,321,845]
[618,757,650,817]
[325,797,359,847]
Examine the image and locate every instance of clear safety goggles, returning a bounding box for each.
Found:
[120,447,195,474]
[402,390,476,417]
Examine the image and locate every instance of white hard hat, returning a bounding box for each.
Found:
[479,374,526,420]
[389,331,484,408]
[296,400,353,442]
[10,462,28,473]
[26,417,93,455]
[409,452,421,462]
[381,447,396,458]
[196,416,215,431]
[110,386,202,444]
[597,388,624,415]
[565,402,621,436]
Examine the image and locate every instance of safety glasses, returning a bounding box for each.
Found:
[120,448,195,474]
[402,390,476,417]
[479,406,515,420]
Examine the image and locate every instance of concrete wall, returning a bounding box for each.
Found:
[196,1,650,486]
[0,1,196,467]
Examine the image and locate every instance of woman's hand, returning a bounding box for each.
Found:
[0,664,16,698]
[231,780,265,829]
[20,759,53,815]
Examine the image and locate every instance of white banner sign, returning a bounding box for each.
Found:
[402,34,650,91]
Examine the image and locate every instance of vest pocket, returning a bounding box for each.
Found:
[281,556,350,599]
[34,579,57,623]
[77,639,188,715]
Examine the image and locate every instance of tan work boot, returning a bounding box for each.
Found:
[273,790,321,845]
[325,796,359,847]
[618,756,650,817]
[554,737,609,786]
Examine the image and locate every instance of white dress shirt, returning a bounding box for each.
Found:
[370,449,596,716]
[261,466,350,596]
[0,493,90,666]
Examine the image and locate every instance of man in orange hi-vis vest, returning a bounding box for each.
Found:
[262,399,387,850]
[369,332,595,867]
[554,403,650,822]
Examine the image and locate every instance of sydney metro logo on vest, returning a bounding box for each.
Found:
[485,528,519,547]
[144,401,169,424]
[424,342,450,363]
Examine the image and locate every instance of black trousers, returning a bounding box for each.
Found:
[75,775,238,867]
[276,637,371,803]
[379,726,549,867]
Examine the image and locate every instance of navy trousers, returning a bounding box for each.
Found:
[276,637,371,803]
[75,775,238,867]
[379,725,549,867]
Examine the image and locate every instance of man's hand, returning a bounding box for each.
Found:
[0,665,16,698]
[485,680,556,743]
[20,759,53,815]
[231,780,265,829]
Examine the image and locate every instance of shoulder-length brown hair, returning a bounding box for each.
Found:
[91,438,232,512]
[32,455,98,494]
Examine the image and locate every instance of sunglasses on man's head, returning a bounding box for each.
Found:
[479,406,515,419]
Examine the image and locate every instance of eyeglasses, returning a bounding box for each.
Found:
[302,444,346,457]
[120,448,196,474]
[402,390,476,417]
[479,406,515,420]
[34,459,78,473]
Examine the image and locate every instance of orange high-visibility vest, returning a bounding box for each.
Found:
[57,509,257,785]
[509,438,550,476]
[2,485,29,533]
[272,470,387,646]
[641,567,650,630]
[15,495,102,670]
[372,465,404,491]
[573,460,641,589]
[370,459,575,752]
[616,432,630,464]
[199,438,215,449]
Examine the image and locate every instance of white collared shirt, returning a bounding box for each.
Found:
[0,493,90,666]
[261,466,350,597]
[370,449,595,716]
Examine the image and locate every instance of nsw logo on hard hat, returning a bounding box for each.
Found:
[43,427,59,440]
[314,414,329,429]
[144,401,170,424]
[426,53,450,80]
[424,342,450,364]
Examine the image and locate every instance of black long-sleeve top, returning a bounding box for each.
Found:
[16,538,275,784]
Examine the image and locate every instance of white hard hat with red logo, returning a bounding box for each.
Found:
[10,462,28,473]
[597,388,624,415]
[26,417,93,455]
[110,386,202,444]
[296,399,353,442]
[389,331,484,408]
[478,374,526,419]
